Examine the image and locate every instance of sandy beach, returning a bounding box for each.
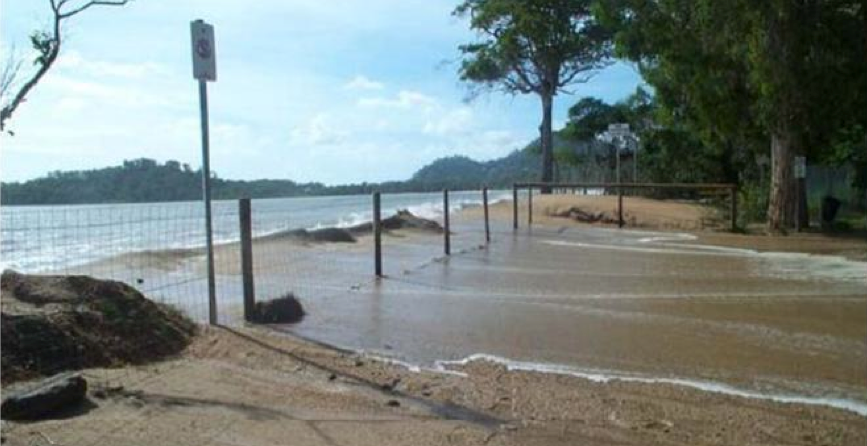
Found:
[4,325,865,446]
[4,194,866,445]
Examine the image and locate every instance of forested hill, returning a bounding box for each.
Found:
[0,151,543,205]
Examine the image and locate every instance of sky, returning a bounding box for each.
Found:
[0,0,642,185]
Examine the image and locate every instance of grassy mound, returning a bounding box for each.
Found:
[1,270,196,384]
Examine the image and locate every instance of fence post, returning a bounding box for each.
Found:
[443,189,451,255]
[528,186,533,226]
[482,187,490,244]
[618,185,624,228]
[796,178,806,232]
[373,192,382,277]
[239,198,255,322]
[730,186,738,232]
[512,185,518,230]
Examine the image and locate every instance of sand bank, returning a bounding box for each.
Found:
[3,325,864,446]
[465,193,867,259]
[19,194,863,445]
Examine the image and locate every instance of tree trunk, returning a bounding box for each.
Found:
[766,130,796,232]
[539,92,554,194]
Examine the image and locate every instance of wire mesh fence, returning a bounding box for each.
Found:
[0,184,777,445]
[0,191,503,410]
[807,165,866,229]
[2,185,724,443]
[513,182,738,233]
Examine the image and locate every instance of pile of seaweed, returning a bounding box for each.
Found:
[261,209,444,244]
[1,270,197,384]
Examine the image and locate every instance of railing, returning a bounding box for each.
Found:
[513,182,738,232]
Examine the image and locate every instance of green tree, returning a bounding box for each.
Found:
[453,0,613,192]
[562,97,626,141]
[600,0,866,231]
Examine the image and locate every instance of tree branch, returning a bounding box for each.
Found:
[58,0,129,19]
[0,0,131,131]
[0,49,24,103]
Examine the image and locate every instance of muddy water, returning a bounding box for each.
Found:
[285,221,867,412]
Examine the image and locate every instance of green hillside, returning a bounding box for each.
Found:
[0,148,548,205]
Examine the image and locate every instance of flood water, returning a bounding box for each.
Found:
[283,220,867,414]
[3,194,865,415]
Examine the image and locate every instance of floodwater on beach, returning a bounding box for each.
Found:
[274,218,867,414]
[7,195,866,415]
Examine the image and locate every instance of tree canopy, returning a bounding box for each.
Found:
[598,0,866,230]
[454,0,613,191]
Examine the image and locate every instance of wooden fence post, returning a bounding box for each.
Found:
[483,187,490,244]
[512,185,518,230]
[239,198,255,322]
[443,189,451,255]
[373,192,382,277]
[527,186,533,226]
[618,186,624,228]
[730,186,738,232]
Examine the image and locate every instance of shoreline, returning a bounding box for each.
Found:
[467,194,867,261]
[328,338,867,417]
[308,314,867,417]
[4,194,866,444]
[6,324,864,445]
[435,353,867,417]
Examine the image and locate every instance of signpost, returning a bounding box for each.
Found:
[608,123,630,228]
[794,156,806,180]
[608,123,630,185]
[191,19,217,324]
[794,156,806,232]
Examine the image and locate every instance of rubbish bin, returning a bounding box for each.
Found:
[821,195,841,225]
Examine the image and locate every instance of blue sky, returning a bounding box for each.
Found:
[1,0,641,184]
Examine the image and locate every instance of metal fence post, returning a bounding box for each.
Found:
[443,189,451,255]
[239,198,255,322]
[618,186,624,228]
[527,186,533,226]
[730,186,738,232]
[197,79,217,325]
[482,187,490,244]
[512,185,518,230]
[373,192,382,277]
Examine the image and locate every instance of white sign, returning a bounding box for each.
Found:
[608,122,630,137]
[794,156,806,179]
[190,20,216,81]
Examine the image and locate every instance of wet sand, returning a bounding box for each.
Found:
[64,195,867,415]
[466,193,867,259]
[4,325,864,446]
[287,221,867,408]
[8,195,867,444]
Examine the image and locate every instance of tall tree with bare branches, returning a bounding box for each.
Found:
[0,0,132,133]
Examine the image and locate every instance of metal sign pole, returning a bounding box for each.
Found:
[794,156,807,232]
[198,79,217,325]
[191,19,218,324]
[616,136,621,185]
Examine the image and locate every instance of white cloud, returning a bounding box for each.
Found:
[43,74,181,110]
[343,75,384,91]
[357,90,438,111]
[57,51,170,79]
[422,107,473,136]
[289,113,347,146]
[54,97,90,113]
[0,0,642,184]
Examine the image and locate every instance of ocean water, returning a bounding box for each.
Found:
[0,190,511,273]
